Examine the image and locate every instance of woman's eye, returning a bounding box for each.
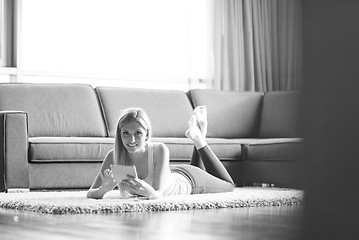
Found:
[136,132,143,136]
[122,131,128,135]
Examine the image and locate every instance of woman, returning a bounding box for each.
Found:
[87,106,234,199]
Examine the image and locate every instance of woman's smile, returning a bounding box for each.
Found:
[127,142,138,148]
[121,121,148,153]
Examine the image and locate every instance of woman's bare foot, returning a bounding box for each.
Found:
[185,116,207,149]
[194,106,208,138]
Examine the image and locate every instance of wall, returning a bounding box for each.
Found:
[302,0,359,239]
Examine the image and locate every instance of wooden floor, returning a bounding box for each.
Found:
[0,205,303,240]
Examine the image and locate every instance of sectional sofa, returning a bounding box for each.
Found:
[0,83,302,192]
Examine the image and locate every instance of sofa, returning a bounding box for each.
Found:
[0,83,302,192]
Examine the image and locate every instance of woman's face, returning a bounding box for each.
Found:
[120,120,148,154]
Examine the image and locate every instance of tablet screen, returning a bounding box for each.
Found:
[110,165,138,183]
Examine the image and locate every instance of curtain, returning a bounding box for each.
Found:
[211,0,302,92]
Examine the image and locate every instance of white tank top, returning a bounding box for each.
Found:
[143,142,192,196]
[143,142,155,185]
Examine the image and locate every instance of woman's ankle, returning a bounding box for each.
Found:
[193,136,207,150]
[185,122,207,149]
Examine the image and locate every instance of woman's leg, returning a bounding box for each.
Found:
[193,106,207,137]
[196,145,234,185]
[188,106,207,170]
[185,115,234,185]
[188,112,206,170]
[189,147,206,170]
[171,164,234,194]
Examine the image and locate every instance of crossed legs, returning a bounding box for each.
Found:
[185,106,234,185]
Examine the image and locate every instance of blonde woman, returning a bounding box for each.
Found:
[87,107,234,199]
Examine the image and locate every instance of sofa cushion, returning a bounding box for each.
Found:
[188,90,263,138]
[152,137,194,161]
[29,136,245,164]
[259,91,301,138]
[153,137,247,161]
[96,87,193,137]
[0,83,107,137]
[29,137,114,163]
[243,138,303,161]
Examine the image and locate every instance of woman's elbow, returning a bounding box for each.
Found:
[86,189,104,199]
[149,190,163,199]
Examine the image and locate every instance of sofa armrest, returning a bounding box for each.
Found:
[0,111,29,192]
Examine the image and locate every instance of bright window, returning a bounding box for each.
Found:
[0,0,12,67]
[0,0,4,66]
[21,0,211,90]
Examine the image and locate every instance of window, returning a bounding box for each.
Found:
[20,0,212,90]
[0,0,12,67]
[0,0,5,66]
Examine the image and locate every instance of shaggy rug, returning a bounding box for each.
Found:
[0,187,304,215]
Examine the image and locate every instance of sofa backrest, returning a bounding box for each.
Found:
[188,89,264,138]
[0,83,107,137]
[95,87,193,137]
[259,91,301,138]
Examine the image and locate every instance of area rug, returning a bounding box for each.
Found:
[0,187,304,215]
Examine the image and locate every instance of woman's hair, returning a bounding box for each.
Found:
[113,107,152,165]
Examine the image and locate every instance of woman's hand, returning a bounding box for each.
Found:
[124,178,162,199]
[86,169,118,199]
[100,169,118,191]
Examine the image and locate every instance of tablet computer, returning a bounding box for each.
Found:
[110,165,138,183]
